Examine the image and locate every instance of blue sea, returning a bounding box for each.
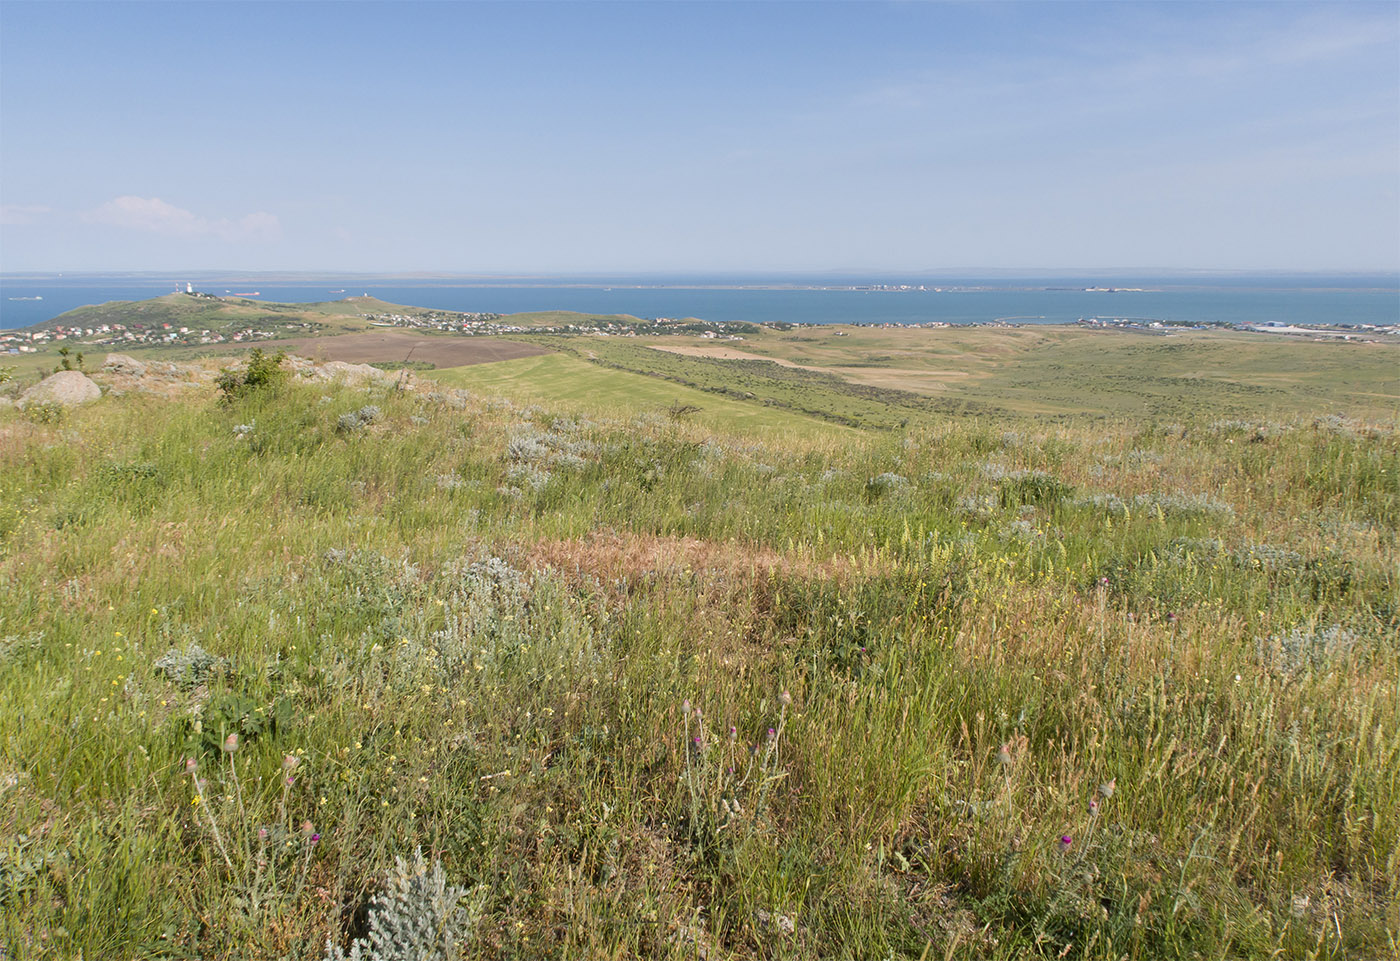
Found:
[1,273,1396,331]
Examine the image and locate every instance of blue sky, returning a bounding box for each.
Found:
[1,1,1396,273]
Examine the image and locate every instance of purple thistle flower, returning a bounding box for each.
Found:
[1058,835,1073,853]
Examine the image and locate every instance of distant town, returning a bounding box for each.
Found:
[3,285,1395,356]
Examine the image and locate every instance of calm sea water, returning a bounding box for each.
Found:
[2,275,1396,331]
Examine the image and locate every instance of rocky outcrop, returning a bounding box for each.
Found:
[102,353,147,377]
[284,356,397,385]
[19,370,102,407]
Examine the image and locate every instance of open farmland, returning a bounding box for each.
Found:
[616,325,1400,420]
[232,329,552,368]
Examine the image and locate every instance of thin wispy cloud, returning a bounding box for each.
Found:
[83,196,280,242]
[0,204,53,226]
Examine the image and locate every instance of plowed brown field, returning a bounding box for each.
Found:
[243,330,551,367]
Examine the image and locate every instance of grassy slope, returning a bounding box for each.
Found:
[626,327,1400,419]
[425,352,849,438]
[0,366,1396,960]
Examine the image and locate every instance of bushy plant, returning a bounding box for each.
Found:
[216,348,287,399]
[325,849,485,961]
[20,400,65,425]
[338,405,382,433]
[153,643,225,689]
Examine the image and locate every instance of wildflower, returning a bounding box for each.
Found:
[282,754,300,771]
[310,833,321,844]
[1058,835,1073,854]
[284,775,296,788]
[1089,798,1100,816]
[767,727,776,741]
[996,743,1013,767]
[258,827,269,841]
[682,699,691,714]
[1098,778,1116,799]
[301,820,315,837]
[779,690,792,706]
[1290,894,1310,919]
[184,757,198,774]
[222,733,239,754]
[729,725,737,742]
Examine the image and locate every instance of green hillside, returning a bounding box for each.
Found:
[0,352,1396,959]
[427,352,851,437]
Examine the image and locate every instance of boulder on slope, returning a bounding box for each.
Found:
[19,370,102,408]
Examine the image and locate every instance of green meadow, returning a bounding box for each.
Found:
[429,352,849,438]
[0,328,1397,959]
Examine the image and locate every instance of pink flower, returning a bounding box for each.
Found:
[184,757,198,774]
[282,754,300,771]
[222,733,239,754]
[1058,835,1073,853]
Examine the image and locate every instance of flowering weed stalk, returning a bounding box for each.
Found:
[181,746,320,920]
[681,691,791,851]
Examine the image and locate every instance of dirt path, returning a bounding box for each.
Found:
[647,344,974,393]
[647,344,825,371]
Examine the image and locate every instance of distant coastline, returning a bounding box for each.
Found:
[1,273,1397,331]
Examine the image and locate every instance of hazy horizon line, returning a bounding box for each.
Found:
[4,267,1398,280]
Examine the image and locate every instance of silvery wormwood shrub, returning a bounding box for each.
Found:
[337,405,382,433]
[1257,624,1358,677]
[153,643,225,690]
[1131,491,1236,522]
[325,849,485,961]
